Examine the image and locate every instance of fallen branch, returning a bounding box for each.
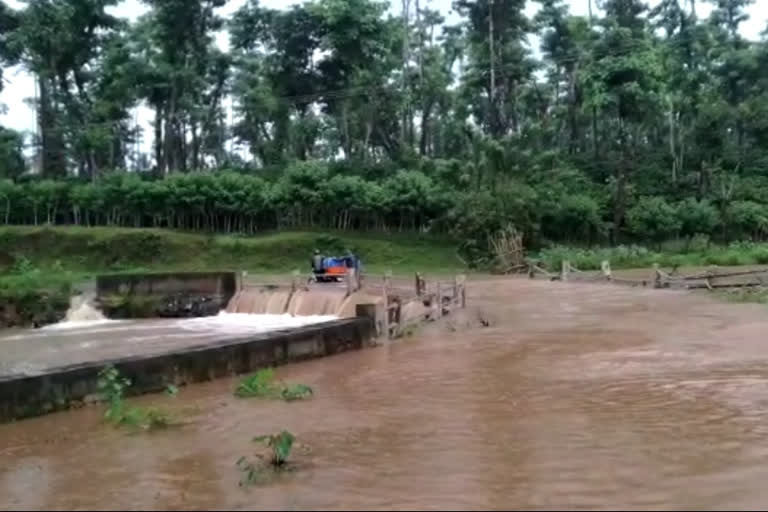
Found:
[686,282,767,290]
[680,269,768,281]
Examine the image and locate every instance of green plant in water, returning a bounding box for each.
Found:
[280,383,313,401]
[254,430,295,465]
[235,368,276,398]
[97,365,175,430]
[98,365,131,423]
[234,368,313,402]
[236,430,297,486]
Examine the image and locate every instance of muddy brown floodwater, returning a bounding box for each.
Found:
[4,278,768,510]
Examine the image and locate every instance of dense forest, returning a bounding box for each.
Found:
[0,0,766,263]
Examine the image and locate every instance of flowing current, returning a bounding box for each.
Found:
[4,278,768,509]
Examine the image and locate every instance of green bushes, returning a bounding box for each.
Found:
[4,165,768,270]
[0,255,74,328]
[626,197,681,246]
[535,241,768,271]
[0,168,448,235]
[234,368,314,401]
[97,366,176,430]
[677,199,719,240]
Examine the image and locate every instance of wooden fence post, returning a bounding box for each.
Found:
[652,263,661,288]
[382,272,390,338]
[601,260,612,281]
[237,270,247,292]
[436,281,442,318]
[345,267,356,296]
[458,274,466,308]
[561,260,570,281]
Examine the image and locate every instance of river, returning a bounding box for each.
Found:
[2,278,768,510]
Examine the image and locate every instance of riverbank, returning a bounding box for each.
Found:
[0,226,465,328]
[5,225,768,327]
[0,226,464,276]
[531,242,768,271]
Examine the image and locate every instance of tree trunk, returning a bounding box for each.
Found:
[420,100,433,156]
[612,118,629,244]
[38,75,66,178]
[154,105,165,176]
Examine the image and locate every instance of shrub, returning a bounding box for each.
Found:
[626,196,681,245]
[677,198,719,239]
[235,368,313,401]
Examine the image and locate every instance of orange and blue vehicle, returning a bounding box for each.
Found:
[310,250,361,283]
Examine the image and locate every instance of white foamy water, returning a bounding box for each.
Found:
[42,293,117,331]
[174,311,337,335]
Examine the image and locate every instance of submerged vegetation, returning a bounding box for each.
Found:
[234,368,313,402]
[97,366,176,430]
[237,430,299,486]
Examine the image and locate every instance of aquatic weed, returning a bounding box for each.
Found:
[237,430,298,486]
[234,368,313,402]
[97,365,176,430]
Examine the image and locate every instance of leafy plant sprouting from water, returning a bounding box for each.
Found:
[234,368,313,401]
[280,383,314,401]
[98,365,130,422]
[236,430,298,486]
[256,430,295,466]
[97,366,175,430]
[235,368,276,398]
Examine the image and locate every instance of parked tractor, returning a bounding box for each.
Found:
[309,250,362,283]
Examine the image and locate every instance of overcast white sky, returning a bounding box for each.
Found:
[1,0,765,153]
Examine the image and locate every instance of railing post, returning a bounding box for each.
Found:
[436,281,442,318]
[601,260,612,281]
[345,268,355,296]
[652,263,661,289]
[383,271,391,338]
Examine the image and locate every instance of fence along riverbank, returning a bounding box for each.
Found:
[527,259,768,292]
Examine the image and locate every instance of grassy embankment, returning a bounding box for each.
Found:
[534,243,768,307]
[0,226,465,326]
[533,242,768,271]
[4,226,768,326]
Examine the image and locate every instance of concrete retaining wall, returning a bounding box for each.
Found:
[96,272,239,319]
[97,272,238,298]
[0,316,374,423]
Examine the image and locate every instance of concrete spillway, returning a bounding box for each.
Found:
[226,287,384,317]
[0,288,378,422]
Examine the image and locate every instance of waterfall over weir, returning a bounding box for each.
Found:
[226,287,379,318]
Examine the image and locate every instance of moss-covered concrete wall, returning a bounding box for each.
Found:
[95,271,238,319]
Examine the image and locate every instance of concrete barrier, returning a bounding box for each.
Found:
[96,272,238,318]
[0,316,374,423]
[97,271,238,297]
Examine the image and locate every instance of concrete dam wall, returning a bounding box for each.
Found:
[96,271,239,318]
[0,315,376,423]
